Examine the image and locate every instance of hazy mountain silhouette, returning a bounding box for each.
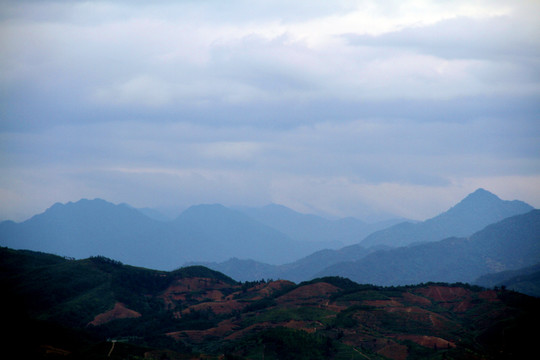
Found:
[317,209,540,286]
[237,203,405,247]
[474,263,540,298]
[0,199,181,269]
[360,188,533,248]
[134,206,172,222]
[0,199,314,270]
[1,189,535,276]
[194,245,383,282]
[171,204,312,264]
[199,189,535,282]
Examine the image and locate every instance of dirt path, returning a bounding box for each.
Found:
[108,340,116,357]
[354,347,372,359]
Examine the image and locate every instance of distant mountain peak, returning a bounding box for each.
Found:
[470,187,496,196]
[45,198,108,212]
[461,188,500,202]
[447,188,531,215]
[360,188,533,248]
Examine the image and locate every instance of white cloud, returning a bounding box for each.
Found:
[94,75,173,107]
[1,0,539,221]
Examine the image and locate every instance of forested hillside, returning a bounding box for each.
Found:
[2,247,538,359]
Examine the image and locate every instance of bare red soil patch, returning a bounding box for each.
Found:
[181,299,245,315]
[378,342,408,360]
[42,345,71,356]
[160,277,231,308]
[277,282,340,303]
[478,290,498,300]
[395,334,456,349]
[89,302,141,326]
[345,337,408,360]
[415,285,470,302]
[363,299,403,307]
[402,292,432,306]
[236,280,295,301]
[384,305,452,328]
[168,319,238,343]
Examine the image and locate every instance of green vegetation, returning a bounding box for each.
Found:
[2,247,539,359]
[225,327,336,360]
[243,306,334,327]
[171,265,238,285]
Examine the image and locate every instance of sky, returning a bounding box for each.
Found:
[1,0,539,222]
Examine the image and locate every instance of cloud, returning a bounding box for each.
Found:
[0,0,539,221]
[93,75,173,107]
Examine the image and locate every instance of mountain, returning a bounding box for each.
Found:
[238,203,405,247]
[171,204,312,264]
[360,188,534,248]
[202,189,534,283]
[196,245,380,283]
[318,209,540,286]
[0,199,174,269]
[189,257,284,282]
[1,189,534,279]
[475,263,540,297]
[0,199,314,270]
[3,247,539,359]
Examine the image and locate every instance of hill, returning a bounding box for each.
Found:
[318,210,540,286]
[2,247,538,359]
[475,263,540,297]
[360,188,533,248]
[195,245,379,283]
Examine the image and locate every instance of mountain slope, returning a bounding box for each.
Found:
[360,188,533,248]
[238,203,404,247]
[172,204,312,264]
[474,263,540,297]
[204,189,534,283]
[196,245,379,282]
[318,209,540,286]
[0,199,174,269]
[2,247,539,359]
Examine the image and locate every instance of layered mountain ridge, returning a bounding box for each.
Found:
[0,188,536,286]
[359,188,533,248]
[1,200,313,268]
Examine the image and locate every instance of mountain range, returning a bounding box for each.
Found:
[193,189,537,282]
[318,209,540,286]
[359,188,533,248]
[236,203,405,247]
[474,262,540,297]
[0,199,393,270]
[0,188,536,287]
[0,200,315,269]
